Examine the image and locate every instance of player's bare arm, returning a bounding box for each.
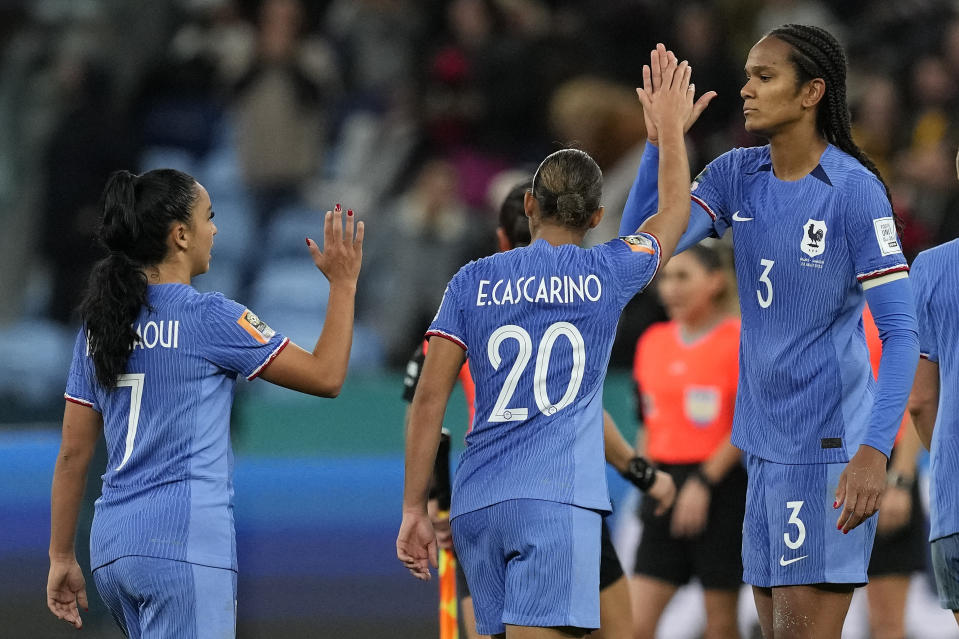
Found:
[260,204,364,397]
[398,336,465,581]
[48,401,101,629]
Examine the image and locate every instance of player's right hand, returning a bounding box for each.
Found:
[647,469,677,516]
[306,203,364,287]
[47,557,87,629]
[640,43,716,146]
[397,510,438,581]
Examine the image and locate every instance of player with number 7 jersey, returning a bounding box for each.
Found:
[398,50,706,638]
[48,168,364,638]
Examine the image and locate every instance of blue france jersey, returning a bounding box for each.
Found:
[911,240,959,541]
[64,284,288,571]
[691,145,908,464]
[428,236,661,519]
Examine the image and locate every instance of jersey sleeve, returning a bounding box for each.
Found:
[199,293,290,380]
[64,328,100,411]
[688,149,739,239]
[603,232,662,307]
[911,253,938,362]
[401,341,428,402]
[426,270,469,352]
[620,144,740,253]
[844,178,909,285]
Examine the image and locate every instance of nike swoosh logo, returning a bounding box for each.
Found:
[732,211,754,221]
[779,555,808,566]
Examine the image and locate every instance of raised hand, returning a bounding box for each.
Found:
[641,43,717,146]
[306,203,364,288]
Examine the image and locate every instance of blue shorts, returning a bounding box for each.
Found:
[931,533,959,610]
[93,556,237,638]
[742,454,877,588]
[451,499,601,635]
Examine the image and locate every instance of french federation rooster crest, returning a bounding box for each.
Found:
[801,219,827,257]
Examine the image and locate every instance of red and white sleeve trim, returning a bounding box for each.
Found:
[920,352,931,360]
[690,195,717,221]
[856,264,909,283]
[64,393,94,408]
[247,337,290,380]
[425,329,468,352]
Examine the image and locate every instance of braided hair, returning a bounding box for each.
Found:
[767,24,902,232]
[531,149,603,230]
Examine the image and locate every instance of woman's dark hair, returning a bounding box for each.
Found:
[767,24,901,231]
[498,179,533,248]
[79,169,197,388]
[530,149,603,229]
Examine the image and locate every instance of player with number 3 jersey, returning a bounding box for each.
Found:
[619,31,919,638]
[398,53,709,638]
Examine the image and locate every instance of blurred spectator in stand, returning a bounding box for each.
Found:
[851,75,903,181]
[368,158,486,365]
[324,0,423,104]
[897,53,959,248]
[169,0,256,90]
[41,57,137,324]
[672,3,745,164]
[753,0,845,44]
[232,0,339,298]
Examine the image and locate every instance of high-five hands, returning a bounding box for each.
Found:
[639,43,717,145]
[306,203,364,288]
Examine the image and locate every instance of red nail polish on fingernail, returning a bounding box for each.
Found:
[833,501,839,509]
[843,530,848,535]
[335,203,341,211]
[837,522,842,530]
[305,238,310,246]
[347,209,353,216]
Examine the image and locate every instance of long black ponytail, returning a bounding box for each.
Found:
[79,169,197,388]
[767,24,903,233]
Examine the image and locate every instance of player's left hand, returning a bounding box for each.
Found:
[670,477,710,537]
[47,557,88,629]
[835,445,888,533]
[397,510,438,581]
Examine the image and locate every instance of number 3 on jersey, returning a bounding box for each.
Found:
[757,258,775,309]
[487,322,585,422]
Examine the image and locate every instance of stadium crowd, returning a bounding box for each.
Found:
[1,0,958,405]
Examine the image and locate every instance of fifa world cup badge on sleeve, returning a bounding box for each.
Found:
[237,309,275,344]
[621,235,656,254]
[873,217,902,256]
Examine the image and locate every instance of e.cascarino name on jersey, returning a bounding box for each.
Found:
[475,274,603,307]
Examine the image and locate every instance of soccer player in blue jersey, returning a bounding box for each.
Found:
[46,169,364,636]
[397,54,706,638]
[620,29,920,638]
[907,148,959,629]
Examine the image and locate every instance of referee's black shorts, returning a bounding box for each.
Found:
[634,462,747,591]
[868,479,927,576]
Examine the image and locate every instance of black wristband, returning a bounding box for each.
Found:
[622,456,657,492]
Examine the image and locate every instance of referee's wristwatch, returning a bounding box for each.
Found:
[886,471,915,491]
